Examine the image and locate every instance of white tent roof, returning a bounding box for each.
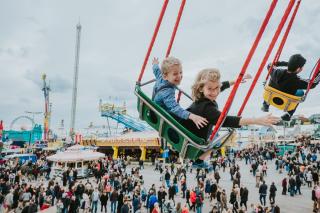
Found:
[67,144,85,150]
[47,150,105,162]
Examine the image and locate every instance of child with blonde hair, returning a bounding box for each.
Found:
[152,57,207,129]
[179,68,279,141]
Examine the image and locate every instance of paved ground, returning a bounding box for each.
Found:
[44,158,313,212]
[140,158,313,212]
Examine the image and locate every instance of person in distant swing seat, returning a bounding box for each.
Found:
[261,54,320,121]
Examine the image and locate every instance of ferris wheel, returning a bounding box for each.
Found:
[10,115,35,131]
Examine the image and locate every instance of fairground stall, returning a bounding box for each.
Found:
[46,147,105,177]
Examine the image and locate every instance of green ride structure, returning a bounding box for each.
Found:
[1,116,43,147]
[134,0,302,160]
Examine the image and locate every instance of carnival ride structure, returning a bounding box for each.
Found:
[2,116,42,145]
[99,101,153,133]
[42,74,52,141]
[134,0,317,160]
[0,120,3,153]
[70,23,82,140]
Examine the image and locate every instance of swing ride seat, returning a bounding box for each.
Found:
[134,85,234,160]
[263,85,302,112]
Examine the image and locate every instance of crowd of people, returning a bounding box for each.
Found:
[0,135,319,213]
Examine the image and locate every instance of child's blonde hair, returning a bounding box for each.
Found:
[161,56,182,76]
[192,68,221,101]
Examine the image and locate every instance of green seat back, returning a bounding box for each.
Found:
[135,86,206,160]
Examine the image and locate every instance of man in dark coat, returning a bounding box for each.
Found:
[282,177,287,195]
[259,181,268,206]
[289,176,296,197]
[157,186,167,212]
[240,186,249,210]
[295,175,302,195]
[100,191,108,212]
[168,184,176,206]
[269,182,277,203]
[210,182,217,201]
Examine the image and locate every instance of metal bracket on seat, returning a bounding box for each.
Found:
[283,100,291,112]
[267,90,273,104]
[179,138,189,159]
[138,99,144,120]
[179,129,234,159]
[204,129,234,151]
[158,118,164,137]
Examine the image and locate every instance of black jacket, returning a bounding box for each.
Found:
[259,183,268,195]
[157,190,167,202]
[100,193,108,204]
[178,81,241,140]
[268,61,319,95]
[269,184,277,196]
[229,192,237,204]
[169,185,176,197]
[240,188,248,202]
[210,183,217,193]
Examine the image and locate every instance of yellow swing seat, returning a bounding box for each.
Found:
[263,85,302,112]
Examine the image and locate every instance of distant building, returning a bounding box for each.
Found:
[81,131,161,161]
[2,124,42,146]
[309,114,320,124]
[258,126,277,141]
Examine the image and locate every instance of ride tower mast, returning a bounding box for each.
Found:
[42,74,51,140]
[70,23,82,140]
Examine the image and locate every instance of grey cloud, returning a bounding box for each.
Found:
[24,69,42,87]
[24,70,72,93]
[19,97,31,104]
[25,16,39,25]
[296,42,320,57]
[50,76,72,93]
[0,47,29,58]
[25,16,47,36]
[237,17,261,37]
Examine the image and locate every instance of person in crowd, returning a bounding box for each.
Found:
[269,182,277,204]
[157,186,167,213]
[110,188,119,213]
[229,188,238,213]
[100,190,108,213]
[120,195,131,213]
[259,181,268,206]
[282,177,287,195]
[240,185,249,210]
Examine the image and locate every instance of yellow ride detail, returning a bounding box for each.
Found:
[263,85,302,112]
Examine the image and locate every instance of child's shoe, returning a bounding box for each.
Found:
[261,104,269,112]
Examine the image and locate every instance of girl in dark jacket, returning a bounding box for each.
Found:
[179,69,279,159]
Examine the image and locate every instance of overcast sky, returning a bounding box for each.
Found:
[0,0,319,133]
